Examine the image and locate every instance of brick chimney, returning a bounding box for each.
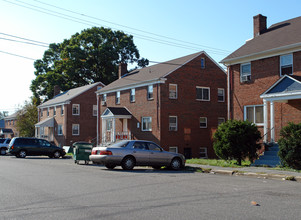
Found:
[118,63,128,79]
[53,85,60,97]
[253,14,267,37]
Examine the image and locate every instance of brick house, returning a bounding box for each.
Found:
[2,112,19,138]
[221,15,301,144]
[96,52,227,159]
[35,82,104,147]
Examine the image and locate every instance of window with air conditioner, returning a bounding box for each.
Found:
[169,116,177,131]
[240,63,251,82]
[169,84,177,99]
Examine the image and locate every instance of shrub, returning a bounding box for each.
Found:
[213,120,262,165]
[278,122,301,170]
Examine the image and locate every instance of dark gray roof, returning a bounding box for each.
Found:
[98,51,224,93]
[39,82,104,108]
[107,107,132,116]
[222,16,301,63]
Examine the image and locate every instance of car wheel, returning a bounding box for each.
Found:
[121,156,135,170]
[105,164,116,169]
[18,150,27,158]
[0,148,6,155]
[170,158,181,170]
[53,151,61,158]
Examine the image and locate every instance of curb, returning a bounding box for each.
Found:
[190,166,301,183]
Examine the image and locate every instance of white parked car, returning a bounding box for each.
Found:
[0,138,11,155]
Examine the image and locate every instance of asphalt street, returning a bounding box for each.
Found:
[1,156,301,220]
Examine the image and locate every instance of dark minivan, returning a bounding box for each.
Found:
[8,137,66,158]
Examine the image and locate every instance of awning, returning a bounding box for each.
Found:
[0,128,13,134]
[35,117,54,127]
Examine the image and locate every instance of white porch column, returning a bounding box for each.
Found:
[101,118,106,143]
[263,99,268,143]
[270,101,275,143]
[112,118,116,142]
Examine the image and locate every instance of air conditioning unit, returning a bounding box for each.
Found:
[101,101,106,106]
[241,75,251,82]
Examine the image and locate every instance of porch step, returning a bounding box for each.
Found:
[252,144,282,167]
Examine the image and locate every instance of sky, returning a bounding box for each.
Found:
[0,0,300,115]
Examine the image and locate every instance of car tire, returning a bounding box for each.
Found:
[53,151,61,158]
[0,148,6,155]
[170,158,181,170]
[121,156,135,170]
[18,150,27,158]
[105,164,116,169]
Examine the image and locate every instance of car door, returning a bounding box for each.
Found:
[132,141,150,166]
[39,139,53,156]
[147,143,170,166]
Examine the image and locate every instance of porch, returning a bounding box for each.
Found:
[35,117,54,142]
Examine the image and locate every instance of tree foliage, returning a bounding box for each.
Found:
[31,27,148,103]
[16,101,38,137]
[213,120,262,165]
[278,122,301,170]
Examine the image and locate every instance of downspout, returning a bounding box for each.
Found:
[96,93,99,146]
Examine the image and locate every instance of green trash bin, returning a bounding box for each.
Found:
[73,142,93,165]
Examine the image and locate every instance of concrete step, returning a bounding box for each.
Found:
[259,155,281,161]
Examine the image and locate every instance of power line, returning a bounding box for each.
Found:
[0,32,49,45]
[0,50,36,60]
[0,37,48,47]
[4,0,230,56]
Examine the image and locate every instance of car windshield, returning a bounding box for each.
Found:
[110,140,130,148]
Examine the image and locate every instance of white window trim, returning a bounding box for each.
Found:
[47,108,50,117]
[196,86,210,101]
[244,105,264,126]
[58,124,63,136]
[147,85,154,100]
[169,116,178,131]
[280,53,293,76]
[200,147,208,158]
[61,105,64,116]
[93,105,97,116]
[116,91,120,104]
[141,117,152,131]
[240,63,251,82]
[200,117,207,128]
[218,88,225,102]
[130,88,135,102]
[169,84,178,99]
[72,124,80,136]
[54,106,56,116]
[72,104,80,115]
[103,94,107,102]
[169,146,178,153]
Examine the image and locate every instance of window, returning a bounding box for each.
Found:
[72,104,80,115]
[218,117,225,126]
[280,54,293,75]
[148,143,161,151]
[47,108,49,117]
[61,105,64,115]
[169,116,177,131]
[196,87,210,101]
[169,84,177,99]
[218,88,225,102]
[130,88,135,102]
[72,124,80,135]
[116,91,120,104]
[200,147,208,158]
[244,105,263,125]
[58,124,63,135]
[169,146,178,153]
[142,117,152,131]
[97,86,102,90]
[53,107,56,116]
[200,117,207,128]
[147,85,153,100]
[103,94,107,101]
[201,57,205,69]
[40,109,43,117]
[240,63,251,82]
[93,105,97,116]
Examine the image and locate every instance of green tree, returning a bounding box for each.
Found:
[31,27,148,103]
[213,120,262,165]
[278,122,301,170]
[16,101,38,137]
[0,111,8,120]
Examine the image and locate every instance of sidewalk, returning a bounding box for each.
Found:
[187,164,301,183]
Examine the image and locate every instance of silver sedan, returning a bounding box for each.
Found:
[89,140,185,170]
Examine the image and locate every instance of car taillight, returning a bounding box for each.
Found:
[91,149,97,155]
[11,145,14,149]
[99,150,112,155]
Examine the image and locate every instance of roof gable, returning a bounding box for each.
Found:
[222,16,301,64]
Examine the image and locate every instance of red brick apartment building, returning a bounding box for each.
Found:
[96,52,227,159]
[35,82,104,147]
[221,15,301,143]
[2,111,19,138]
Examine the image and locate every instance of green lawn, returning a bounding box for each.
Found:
[186,158,251,167]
